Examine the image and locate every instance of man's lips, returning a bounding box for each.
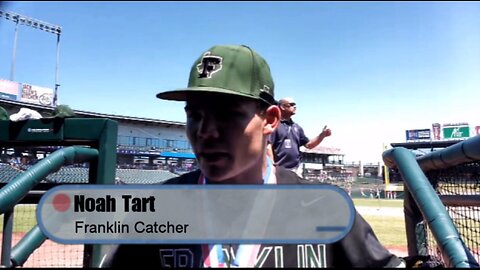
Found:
[198,152,230,162]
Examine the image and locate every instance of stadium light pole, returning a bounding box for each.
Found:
[10,19,19,81]
[0,10,62,106]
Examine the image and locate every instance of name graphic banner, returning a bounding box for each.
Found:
[38,185,355,245]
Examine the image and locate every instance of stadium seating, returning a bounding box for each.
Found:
[0,163,23,183]
[0,164,179,184]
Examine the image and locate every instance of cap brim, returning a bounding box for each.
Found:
[156,87,259,102]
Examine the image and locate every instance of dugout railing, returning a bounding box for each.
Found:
[383,135,480,268]
[0,118,117,267]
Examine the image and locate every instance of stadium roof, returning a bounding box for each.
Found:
[390,140,463,150]
[0,98,186,127]
[300,145,344,156]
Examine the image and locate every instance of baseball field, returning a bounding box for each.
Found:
[353,198,407,256]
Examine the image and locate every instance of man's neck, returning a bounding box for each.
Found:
[218,176,263,184]
[281,118,293,124]
[281,114,292,122]
[207,155,270,185]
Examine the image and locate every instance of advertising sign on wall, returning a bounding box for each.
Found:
[405,129,431,141]
[442,124,470,140]
[432,123,441,140]
[0,78,19,100]
[20,83,54,106]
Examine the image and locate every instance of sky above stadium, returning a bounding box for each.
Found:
[0,1,479,164]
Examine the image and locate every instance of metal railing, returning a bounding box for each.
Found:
[383,135,480,268]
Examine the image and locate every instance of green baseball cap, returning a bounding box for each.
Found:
[156,45,276,105]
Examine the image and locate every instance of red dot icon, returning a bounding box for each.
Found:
[53,193,71,212]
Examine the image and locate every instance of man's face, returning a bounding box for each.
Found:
[280,98,296,117]
[184,93,267,183]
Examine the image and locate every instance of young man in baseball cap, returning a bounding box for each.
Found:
[103,45,405,268]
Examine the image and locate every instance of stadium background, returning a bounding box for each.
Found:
[1,8,479,268]
[0,97,393,267]
[3,82,480,267]
[0,97,389,192]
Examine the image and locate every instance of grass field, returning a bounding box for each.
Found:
[361,215,406,246]
[0,205,37,233]
[353,198,403,208]
[353,198,407,247]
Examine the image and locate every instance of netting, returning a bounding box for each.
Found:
[423,161,480,264]
[0,204,84,267]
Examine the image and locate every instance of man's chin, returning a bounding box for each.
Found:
[201,167,231,183]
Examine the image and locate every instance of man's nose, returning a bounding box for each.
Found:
[197,114,220,139]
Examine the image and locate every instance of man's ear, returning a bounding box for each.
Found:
[264,105,281,135]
